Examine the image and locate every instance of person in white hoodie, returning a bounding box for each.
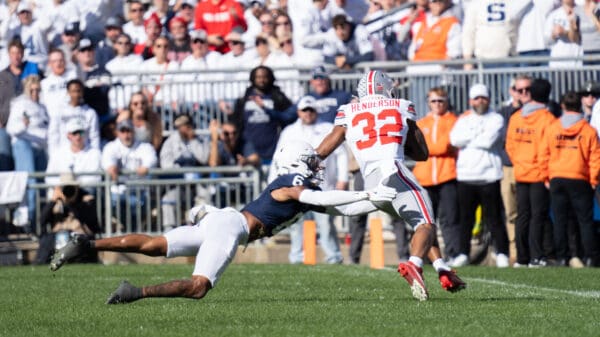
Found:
[449,83,510,268]
[6,74,49,230]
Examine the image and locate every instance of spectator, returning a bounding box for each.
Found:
[362,0,410,61]
[40,48,79,121]
[231,65,296,164]
[167,16,192,63]
[6,74,49,230]
[56,21,82,68]
[255,11,279,50]
[148,0,176,35]
[175,0,197,31]
[101,118,158,229]
[219,30,252,100]
[36,172,100,265]
[516,0,559,67]
[305,65,352,123]
[118,92,163,152]
[579,80,600,121]
[395,0,429,59]
[241,0,266,47]
[273,11,294,42]
[544,0,583,68]
[505,78,557,267]
[271,95,347,264]
[413,87,462,263]
[323,14,374,70]
[95,16,123,69]
[45,117,102,190]
[291,0,332,55]
[498,77,525,262]
[140,36,180,114]
[328,0,371,24]
[194,0,248,54]
[34,0,73,47]
[180,29,222,121]
[76,39,112,121]
[449,83,510,268]
[575,0,600,64]
[540,91,600,267]
[48,79,100,155]
[2,2,49,66]
[462,0,529,70]
[106,33,144,114]
[160,113,211,231]
[123,0,148,45]
[276,32,321,69]
[133,13,162,60]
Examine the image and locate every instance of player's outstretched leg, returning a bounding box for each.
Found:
[50,234,90,271]
[106,280,143,304]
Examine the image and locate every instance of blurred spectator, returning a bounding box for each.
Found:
[255,11,279,50]
[36,172,100,265]
[579,80,600,121]
[95,17,123,69]
[362,0,409,61]
[101,118,158,228]
[575,0,600,64]
[230,65,295,164]
[449,83,509,268]
[175,0,197,31]
[276,32,320,69]
[462,0,529,70]
[540,91,600,267]
[180,29,222,120]
[56,21,82,67]
[291,0,332,52]
[194,0,247,54]
[167,16,192,63]
[273,10,293,42]
[328,0,370,24]
[106,33,144,114]
[305,66,352,123]
[40,48,79,120]
[544,0,583,68]
[271,95,347,264]
[76,39,112,122]
[33,0,73,48]
[6,74,49,230]
[140,36,180,113]
[123,0,148,45]
[160,113,211,231]
[48,79,100,154]
[45,118,102,190]
[2,2,49,66]
[134,12,163,60]
[506,78,557,267]
[394,0,429,60]
[241,0,265,46]
[323,14,374,70]
[219,30,253,100]
[118,92,163,152]
[516,0,559,67]
[69,0,113,42]
[148,0,176,35]
[413,87,462,262]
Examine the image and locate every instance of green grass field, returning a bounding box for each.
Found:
[1,263,599,337]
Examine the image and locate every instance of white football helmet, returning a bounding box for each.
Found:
[357,70,395,99]
[273,141,323,184]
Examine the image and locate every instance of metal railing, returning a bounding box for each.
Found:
[17,166,261,237]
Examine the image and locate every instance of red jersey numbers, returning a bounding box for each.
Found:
[351,109,403,150]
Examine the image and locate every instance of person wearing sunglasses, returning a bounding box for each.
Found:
[506,78,557,268]
[96,17,124,69]
[578,80,600,121]
[106,34,144,114]
[413,87,462,267]
[140,35,180,112]
[123,0,148,47]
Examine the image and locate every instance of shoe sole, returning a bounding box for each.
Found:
[398,263,428,301]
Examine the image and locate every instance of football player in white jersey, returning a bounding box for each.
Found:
[317,70,466,301]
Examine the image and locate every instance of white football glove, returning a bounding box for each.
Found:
[367,185,397,202]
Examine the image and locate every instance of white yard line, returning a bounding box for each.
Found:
[382,266,600,299]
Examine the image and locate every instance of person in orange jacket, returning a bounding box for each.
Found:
[413,87,461,262]
[505,78,557,267]
[540,91,600,267]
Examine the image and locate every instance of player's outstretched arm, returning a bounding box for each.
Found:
[316,125,346,159]
[272,185,396,207]
[405,119,429,161]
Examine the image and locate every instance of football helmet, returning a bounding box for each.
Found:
[273,141,323,184]
[357,70,395,99]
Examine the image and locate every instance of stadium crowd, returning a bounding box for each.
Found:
[1,0,600,268]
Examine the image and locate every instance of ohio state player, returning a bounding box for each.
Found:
[316,70,465,301]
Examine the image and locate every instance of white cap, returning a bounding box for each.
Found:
[469,83,489,99]
[66,118,86,133]
[189,29,207,41]
[16,2,31,13]
[297,96,317,111]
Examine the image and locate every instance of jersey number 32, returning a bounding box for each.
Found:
[352,109,404,150]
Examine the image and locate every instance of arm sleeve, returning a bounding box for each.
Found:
[449,115,473,148]
[325,200,378,216]
[468,114,504,149]
[298,189,368,207]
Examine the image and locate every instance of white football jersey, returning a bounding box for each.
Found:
[335,96,416,177]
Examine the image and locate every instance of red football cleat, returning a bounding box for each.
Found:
[398,261,429,301]
[438,269,466,293]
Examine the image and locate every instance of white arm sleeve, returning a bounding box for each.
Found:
[298,189,368,207]
[325,200,378,216]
